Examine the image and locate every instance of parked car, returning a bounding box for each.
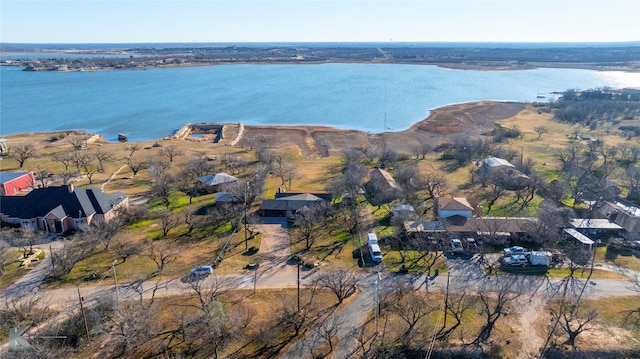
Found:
[450,238,464,253]
[464,238,478,251]
[190,265,213,277]
[503,254,528,266]
[503,246,529,256]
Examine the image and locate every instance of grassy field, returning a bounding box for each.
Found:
[596,246,640,272]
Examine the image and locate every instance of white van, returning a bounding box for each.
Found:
[367,233,382,262]
[367,233,378,244]
[369,243,383,262]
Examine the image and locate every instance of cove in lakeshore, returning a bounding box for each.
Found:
[1,63,640,142]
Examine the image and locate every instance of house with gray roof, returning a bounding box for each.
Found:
[259,193,326,218]
[0,184,128,234]
[597,200,640,240]
[475,156,530,190]
[197,172,239,193]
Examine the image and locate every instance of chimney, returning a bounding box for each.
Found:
[68,184,74,193]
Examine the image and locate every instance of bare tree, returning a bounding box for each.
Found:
[104,301,159,358]
[182,208,198,235]
[60,170,76,185]
[53,152,75,171]
[293,205,327,249]
[159,145,183,162]
[316,269,360,305]
[278,285,319,337]
[87,220,121,251]
[354,324,378,359]
[156,209,181,238]
[33,167,48,188]
[65,132,88,150]
[549,301,598,348]
[412,142,432,160]
[9,143,36,168]
[111,236,140,263]
[181,151,216,177]
[435,288,475,342]
[274,161,299,190]
[148,163,177,208]
[125,156,146,177]
[49,240,95,280]
[0,239,15,276]
[624,166,640,202]
[146,240,176,276]
[72,151,91,172]
[314,315,342,355]
[14,227,45,259]
[187,275,236,314]
[0,295,53,340]
[387,285,435,345]
[220,152,247,175]
[124,144,145,177]
[473,276,522,345]
[534,125,549,140]
[94,149,113,172]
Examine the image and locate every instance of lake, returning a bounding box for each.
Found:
[1,63,640,142]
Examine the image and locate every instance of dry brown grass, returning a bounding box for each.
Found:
[535,295,640,355]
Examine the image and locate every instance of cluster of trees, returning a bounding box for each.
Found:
[553,88,640,132]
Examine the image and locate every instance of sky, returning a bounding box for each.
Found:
[1,0,639,44]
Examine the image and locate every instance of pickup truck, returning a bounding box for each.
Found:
[503,246,530,256]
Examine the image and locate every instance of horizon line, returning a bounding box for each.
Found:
[2,40,640,46]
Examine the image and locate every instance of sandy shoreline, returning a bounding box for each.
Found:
[1,101,527,158]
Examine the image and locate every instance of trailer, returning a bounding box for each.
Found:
[527,251,552,266]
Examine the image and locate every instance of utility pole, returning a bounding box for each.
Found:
[244,181,250,249]
[112,259,119,302]
[253,265,257,294]
[374,280,379,335]
[297,260,301,312]
[77,288,90,342]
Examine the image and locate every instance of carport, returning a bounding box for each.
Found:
[563,228,595,251]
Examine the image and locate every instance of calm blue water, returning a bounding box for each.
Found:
[1,64,640,142]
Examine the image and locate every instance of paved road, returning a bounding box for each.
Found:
[2,231,639,358]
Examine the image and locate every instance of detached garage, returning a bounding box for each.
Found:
[0,172,34,196]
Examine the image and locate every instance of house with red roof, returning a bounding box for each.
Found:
[0,172,34,196]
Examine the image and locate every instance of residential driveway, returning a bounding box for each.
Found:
[253,217,299,288]
[1,239,66,299]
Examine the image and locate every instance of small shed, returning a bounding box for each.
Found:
[403,220,446,238]
[392,204,417,219]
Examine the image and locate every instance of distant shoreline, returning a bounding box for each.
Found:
[2,43,639,73]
